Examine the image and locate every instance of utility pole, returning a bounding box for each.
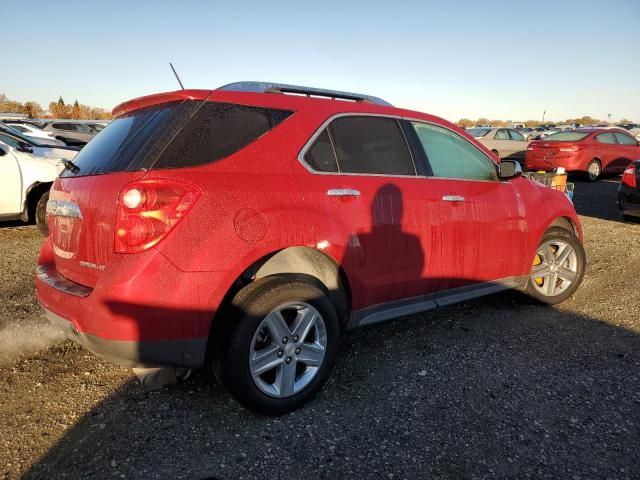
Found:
[607,113,612,124]
[542,110,546,124]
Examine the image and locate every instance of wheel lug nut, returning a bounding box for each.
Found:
[277,350,284,357]
[295,348,301,354]
[282,337,288,344]
[286,357,292,364]
[293,335,299,342]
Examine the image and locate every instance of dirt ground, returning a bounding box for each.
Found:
[1,177,639,479]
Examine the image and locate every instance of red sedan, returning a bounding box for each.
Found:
[525,128,640,181]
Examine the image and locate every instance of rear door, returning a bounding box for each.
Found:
[408,121,526,295]
[595,132,621,172]
[293,115,441,310]
[494,129,512,158]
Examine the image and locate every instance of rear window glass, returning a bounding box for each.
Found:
[544,132,589,141]
[61,101,293,177]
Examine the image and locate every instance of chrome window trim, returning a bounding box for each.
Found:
[297,112,500,183]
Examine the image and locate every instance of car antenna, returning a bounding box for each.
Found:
[169,62,185,90]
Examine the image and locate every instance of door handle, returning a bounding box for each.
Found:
[327,188,360,197]
[442,195,465,202]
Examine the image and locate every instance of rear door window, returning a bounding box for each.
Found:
[495,129,510,140]
[508,130,525,141]
[411,122,497,181]
[614,132,637,145]
[328,116,415,176]
[60,101,293,177]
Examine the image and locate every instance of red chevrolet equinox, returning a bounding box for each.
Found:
[36,82,586,414]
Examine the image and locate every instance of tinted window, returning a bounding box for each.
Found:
[411,122,496,181]
[596,133,617,144]
[304,129,338,173]
[509,130,525,141]
[61,101,292,177]
[544,132,589,141]
[495,129,510,140]
[615,132,637,145]
[74,124,91,133]
[466,128,491,138]
[329,117,414,176]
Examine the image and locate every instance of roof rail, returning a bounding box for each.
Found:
[217,81,393,107]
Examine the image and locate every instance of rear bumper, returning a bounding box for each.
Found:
[45,307,207,368]
[525,152,585,172]
[36,239,227,368]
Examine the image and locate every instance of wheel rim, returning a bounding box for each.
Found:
[530,239,578,297]
[249,301,327,398]
[588,161,600,180]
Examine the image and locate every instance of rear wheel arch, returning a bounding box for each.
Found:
[207,247,352,360]
[25,182,52,221]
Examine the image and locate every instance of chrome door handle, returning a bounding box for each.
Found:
[327,188,360,197]
[442,195,465,202]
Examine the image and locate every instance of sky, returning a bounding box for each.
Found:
[2,0,639,122]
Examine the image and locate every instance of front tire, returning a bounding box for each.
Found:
[525,226,586,305]
[35,191,49,236]
[217,275,340,415]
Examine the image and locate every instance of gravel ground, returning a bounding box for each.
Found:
[1,177,639,480]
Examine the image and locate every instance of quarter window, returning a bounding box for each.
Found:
[596,133,617,144]
[304,129,338,173]
[614,132,637,145]
[328,117,415,176]
[411,122,496,181]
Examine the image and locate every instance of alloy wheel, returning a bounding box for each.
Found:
[530,239,578,297]
[587,161,601,181]
[249,302,327,398]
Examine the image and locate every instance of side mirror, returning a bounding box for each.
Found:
[0,146,7,156]
[499,160,522,179]
[16,141,33,153]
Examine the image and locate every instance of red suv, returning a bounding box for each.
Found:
[36,82,586,414]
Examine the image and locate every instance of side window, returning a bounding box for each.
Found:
[328,116,415,176]
[75,124,91,133]
[411,122,496,181]
[596,133,617,144]
[304,129,338,173]
[0,133,20,148]
[614,132,637,145]
[495,129,510,140]
[509,130,525,141]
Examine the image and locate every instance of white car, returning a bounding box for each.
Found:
[630,127,640,140]
[0,125,79,161]
[0,140,63,235]
[4,123,64,145]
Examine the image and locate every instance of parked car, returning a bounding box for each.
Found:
[529,126,552,140]
[4,122,65,145]
[517,127,535,139]
[629,127,640,140]
[526,129,640,181]
[466,127,530,161]
[0,140,63,234]
[36,82,586,414]
[0,124,80,161]
[617,160,640,222]
[42,121,98,146]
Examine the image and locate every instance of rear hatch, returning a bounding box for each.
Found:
[48,91,294,288]
[48,95,208,287]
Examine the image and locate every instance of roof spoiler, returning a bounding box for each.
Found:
[217,81,393,107]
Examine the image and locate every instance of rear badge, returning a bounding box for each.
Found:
[79,261,106,271]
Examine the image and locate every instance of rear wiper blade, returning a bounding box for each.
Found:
[62,159,80,174]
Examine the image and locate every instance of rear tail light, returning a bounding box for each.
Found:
[114,179,200,253]
[622,164,637,188]
[559,145,582,152]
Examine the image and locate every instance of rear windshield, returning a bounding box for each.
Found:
[466,128,491,138]
[544,132,589,142]
[60,100,293,177]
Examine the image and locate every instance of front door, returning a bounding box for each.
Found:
[407,121,526,294]
[0,146,23,215]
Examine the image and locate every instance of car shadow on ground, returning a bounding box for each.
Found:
[569,175,628,223]
[23,292,640,479]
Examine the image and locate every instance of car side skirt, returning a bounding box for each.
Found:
[348,276,527,330]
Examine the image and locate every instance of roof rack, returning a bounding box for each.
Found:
[217,81,393,107]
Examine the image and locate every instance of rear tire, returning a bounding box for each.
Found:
[35,191,49,236]
[525,226,585,305]
[216,275,340,415]
[586,159,601,182]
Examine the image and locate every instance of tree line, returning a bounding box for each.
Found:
[457,116,636,128]
[0,94,112,120]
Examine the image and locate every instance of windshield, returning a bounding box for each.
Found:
[0,124,43,146]
[466,128,492,138]
[544,132,590,142]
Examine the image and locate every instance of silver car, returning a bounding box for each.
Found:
[466,127,530,162]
